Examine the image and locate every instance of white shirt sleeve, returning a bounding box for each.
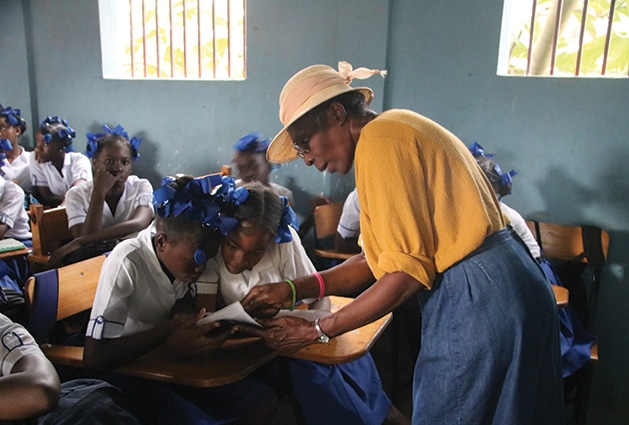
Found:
[337,188,361,238]
[0,180,24,229]
[500,202,541,259]
[0,315,46,377]
[69,153,93,184]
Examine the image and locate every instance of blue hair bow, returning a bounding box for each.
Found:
[0,106,23,127]
[233,132,270,153]
[0,138,12,152]
[275,196,299,243]
[85,124,142,160]
[40,116,75,152]
[153,174,248,236]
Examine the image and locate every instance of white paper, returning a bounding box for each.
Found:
[196,302,333,328]
[196,301,261,327]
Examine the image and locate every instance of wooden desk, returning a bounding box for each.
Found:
[288,296,392,364]
[42,338,276,388]
[0,247,31,260]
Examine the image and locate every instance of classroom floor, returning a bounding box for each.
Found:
[268,321,416,424]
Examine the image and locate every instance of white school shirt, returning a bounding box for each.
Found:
[0,313,45,377]
[0,178,31,239]
[337,188,361,239]
[30,152,92,197]
[65,175,154,238]
[1,146,32,192]
[500,202,541,259]
[86,224,190,339]
[209,226,319,305]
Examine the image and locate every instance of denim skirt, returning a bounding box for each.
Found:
[413,228,564,425]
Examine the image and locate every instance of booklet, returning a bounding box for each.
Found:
[0,238,27,253]
[196,301,333,327]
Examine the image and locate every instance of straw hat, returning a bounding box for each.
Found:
[267,61,386,163]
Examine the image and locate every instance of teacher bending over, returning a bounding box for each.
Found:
[241,61,564,425]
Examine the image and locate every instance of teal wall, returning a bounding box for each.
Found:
[1,0,628,422]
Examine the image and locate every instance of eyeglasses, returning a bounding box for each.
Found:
[292,142,311,159]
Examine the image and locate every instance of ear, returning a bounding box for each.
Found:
[329,102,348,124]
[91,157,98,168]
[154,233,168,252]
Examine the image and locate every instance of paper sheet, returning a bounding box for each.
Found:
[196,302,333,327]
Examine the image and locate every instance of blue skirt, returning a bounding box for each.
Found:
[414,228,564,425]
[289,354,392,425]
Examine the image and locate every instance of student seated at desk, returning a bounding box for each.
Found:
[334,187,361,254]
[83,175,276,425]
[0,313,139,424]
[196,182,408,425]
[0,104,33,192]
[0,149,31,293]
[30,116,92,208]
[50,125,153,266]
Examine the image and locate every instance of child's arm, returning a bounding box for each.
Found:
[83,310,230,374]
[83,318,180,374]
[32,185,64,208]
[0,354,61,420]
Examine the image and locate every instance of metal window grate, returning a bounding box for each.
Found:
[502,0,628,77]
[101,0,245,80]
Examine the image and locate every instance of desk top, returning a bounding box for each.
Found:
[117,338,276,387]
[288,296,392,364]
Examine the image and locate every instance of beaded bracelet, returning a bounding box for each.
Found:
[285,279,297,311]
[312,272,325,299]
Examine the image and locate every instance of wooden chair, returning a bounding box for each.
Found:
[526,220,609,424]
[28,204,73,271]
[313,202,354,269]
[24,255,107,367]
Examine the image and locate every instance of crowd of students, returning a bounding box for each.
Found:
[0,103,409,424]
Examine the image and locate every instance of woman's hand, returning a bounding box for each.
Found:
[166,309,233,357]
[241,282,294,318]
[235,316,319,355]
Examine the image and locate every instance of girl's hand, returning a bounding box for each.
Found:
[92,167,120,196]
[166,309,232,357]
[49,238,82,267]
[241,282,293,318]
[235,316,318,355]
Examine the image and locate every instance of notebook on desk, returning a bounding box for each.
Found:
[0,238,27,253]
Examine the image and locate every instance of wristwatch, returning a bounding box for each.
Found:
[314,318,330,344]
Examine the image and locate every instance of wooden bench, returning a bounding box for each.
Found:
[28,204,72,271]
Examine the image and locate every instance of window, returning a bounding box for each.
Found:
[498,0,628,77]
[99,0,246,80]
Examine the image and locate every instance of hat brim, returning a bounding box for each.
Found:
[267,87,373,164]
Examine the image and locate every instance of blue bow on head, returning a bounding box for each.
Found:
[0,107,23,127]
[275,196,300,243]
[234,132,270,153]
[40,116,75,152]
[153,174,249,236]
[85,124,142,160]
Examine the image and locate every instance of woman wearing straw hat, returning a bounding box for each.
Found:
[240,62,564,424]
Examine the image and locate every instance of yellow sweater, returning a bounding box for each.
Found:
[355,109,505,289]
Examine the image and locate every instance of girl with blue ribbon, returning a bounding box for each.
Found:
[195,181,408,425]
[0,104,32,192]
[50,124,153,266]
[84,175,277,425]
[31,116,92,207]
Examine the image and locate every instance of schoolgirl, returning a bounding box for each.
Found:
[198,181,408,425]
[30,116,92,207]
[50,124,153,266]
[0,104,33,191]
